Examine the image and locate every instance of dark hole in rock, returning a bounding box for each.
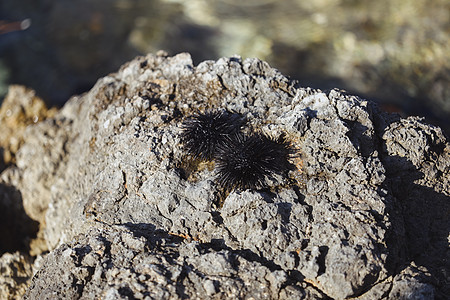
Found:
[317,246,329,276]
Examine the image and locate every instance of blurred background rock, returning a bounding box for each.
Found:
[1,0,449,134]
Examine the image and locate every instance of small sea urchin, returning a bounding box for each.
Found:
[215,132,293,191]
[181,110,243,160]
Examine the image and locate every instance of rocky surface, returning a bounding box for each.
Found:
[0,251,34,300]
[0,85,57,169]
[0,52,448,299]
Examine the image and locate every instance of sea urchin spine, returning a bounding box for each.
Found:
[215,132,293,190]
[181,110,243,160]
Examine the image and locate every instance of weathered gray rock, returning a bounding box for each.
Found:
[0,52,448,299]
[25,225,322,299]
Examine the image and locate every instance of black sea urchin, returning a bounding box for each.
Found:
[181,110,243,160]
[215,132,293,191]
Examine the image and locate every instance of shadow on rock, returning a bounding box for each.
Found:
[123,222,186,250]
[0,147,5,173]
[0,183,39,254]
[382,155,450,298]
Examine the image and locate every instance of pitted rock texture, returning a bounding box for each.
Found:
[0,53,448,299]
[25,226,323,299]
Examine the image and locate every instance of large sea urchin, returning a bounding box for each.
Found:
[181,110,243,160]
[215,132,293,190]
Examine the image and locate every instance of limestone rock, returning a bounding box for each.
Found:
[0,85,56,169]
[0,53,448,299]
[0,252,34,300]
